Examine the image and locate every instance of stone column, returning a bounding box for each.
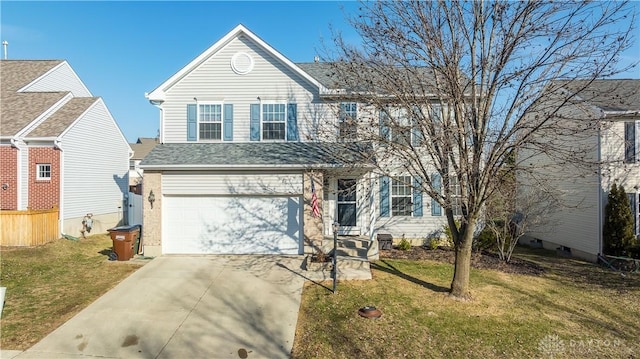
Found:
[303,170,324,254]
[142,171,162,257]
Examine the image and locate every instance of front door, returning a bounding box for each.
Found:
[337,179,357,227]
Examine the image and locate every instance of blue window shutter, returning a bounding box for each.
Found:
[379,109,390,143]
[413,176,423,217]
[628,193,638,235]
[287,103,298,141]
[187,104,197,141]
[625,121,636,163]
[411,106,423,146]
[380,176,390,217]
[250,104,260,141]
[431,173,442,216]
[223,104,233,141]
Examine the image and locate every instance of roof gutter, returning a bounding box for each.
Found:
[139,163,376,171]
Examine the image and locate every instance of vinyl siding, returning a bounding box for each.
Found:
[21,62,92,97]
[60,99,130,220]
[161,36,321,143]
[518,98,602,256]
[162,171,303,195]
[372,175,448,240]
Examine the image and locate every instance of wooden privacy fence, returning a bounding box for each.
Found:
[0,207,59,246]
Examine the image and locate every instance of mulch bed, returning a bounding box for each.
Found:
[379,246,545,276]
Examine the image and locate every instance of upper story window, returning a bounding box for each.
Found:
[624,120,639,163]
[199,104,222,140]
[262,103,286,140]
[391,176,412,216]
[339,102,357,140]
[36,164,51,180]
[380,106,422,146]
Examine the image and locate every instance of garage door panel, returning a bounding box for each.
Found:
[163,196,301,254]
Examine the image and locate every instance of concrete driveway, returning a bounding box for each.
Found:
[12,255,307,359]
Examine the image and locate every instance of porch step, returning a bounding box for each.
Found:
[321,237,379,261]
[301,255,372,281]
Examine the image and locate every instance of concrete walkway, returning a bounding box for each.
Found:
[7,255,309,359]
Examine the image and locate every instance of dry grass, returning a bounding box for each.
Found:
[292,248,640,359]
[0,234,146,350]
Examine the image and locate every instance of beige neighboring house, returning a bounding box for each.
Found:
[519,79,640,261]
[128,137,158,194]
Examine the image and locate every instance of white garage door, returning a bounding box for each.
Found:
[163,195,302,254]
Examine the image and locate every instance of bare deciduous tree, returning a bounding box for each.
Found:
[320,0,635,299]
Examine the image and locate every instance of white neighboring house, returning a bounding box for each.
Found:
[141,24,449,257]
[0,60,132,236]
[519,79,640,261]
[128,137,158,194]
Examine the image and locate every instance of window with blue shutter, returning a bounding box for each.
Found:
[187,104,197,141]
[431,173,442,216]
[413,176,423,217]
[223,104,233,141]
[250,104,260,141]
[287,103,298,141]
[379,176,390,217]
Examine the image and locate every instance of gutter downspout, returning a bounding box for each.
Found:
[10,137,24,209]
[596,117,603,256]
[54,139,65,237]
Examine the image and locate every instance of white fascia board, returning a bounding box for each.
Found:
[15,93,74,138]
[139,163,375,171]
[603,110,640,119]
[145,24,326,101]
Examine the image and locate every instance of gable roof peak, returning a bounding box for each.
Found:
[146,24,325,102]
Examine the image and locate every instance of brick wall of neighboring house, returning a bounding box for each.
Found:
[0,146,19,210]
[28,146,61,210]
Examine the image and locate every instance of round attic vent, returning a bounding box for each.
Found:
[231,52,254,75]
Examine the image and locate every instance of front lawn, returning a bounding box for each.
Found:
[292,248,640,358]
[0,234,146,350]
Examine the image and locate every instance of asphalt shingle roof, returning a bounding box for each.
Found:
[140,142,374,168]
[27,97,98,137]
[0,60,70,136]
[130,137,159,160]
[555,79,640,112]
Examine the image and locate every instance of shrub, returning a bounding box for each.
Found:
[603,183,636,256]
[474,227,497,251]
[443,220,461,247]
[428,238,440,250]
[397,238,412,251]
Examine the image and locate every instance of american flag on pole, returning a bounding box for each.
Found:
[311,176,320,218]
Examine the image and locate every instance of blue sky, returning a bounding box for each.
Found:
[2,1,639,143]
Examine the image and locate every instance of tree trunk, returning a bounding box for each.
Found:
[450,220,476,300]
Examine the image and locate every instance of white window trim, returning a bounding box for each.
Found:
[391,175,413,217]
[339,102,357,140]
[36,163,51,181]
[198,103,223,141]
[261,102,287,141]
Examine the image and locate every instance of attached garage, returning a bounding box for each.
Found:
[161,172,303,255]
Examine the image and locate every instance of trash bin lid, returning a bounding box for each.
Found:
[107,225,141,232]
